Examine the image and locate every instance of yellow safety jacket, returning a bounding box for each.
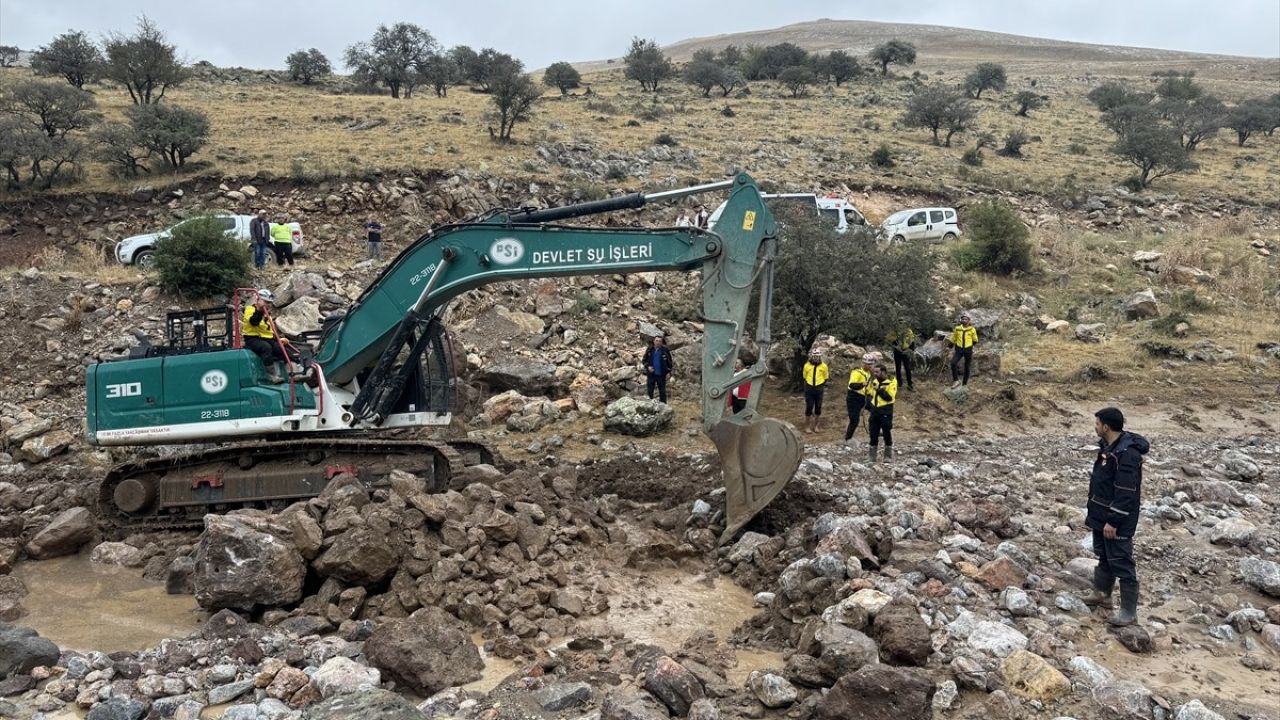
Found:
[242,304,275,340]
[950,324,978,349]
[802,361,829,387]
[868,376,897,409]
[270,223,292,244]
[888,328,917,352]
[848,367,871,393]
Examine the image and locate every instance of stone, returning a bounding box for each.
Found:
[0,674,34,696]
[569,373,608,414]
[1000,649,1070,703]
[482,390,529,424]
[19,429,75,462]
[208,679,255,704]
[817,626,880,680]
[272,271,329,306]
[1260,624,1280,653]
[86,697,147,720]
[4,419,52,444]
[748,671,797,708]
[166,557,196,595]
[364,608,483,695]
[532,681,592,711]
[25,507,95,560]
[311,657,381,699]
[932,679,958,710]
[1001,587,1037,616]
[603,397,674,437]
[1092,681,1153,720]
[1218,450,1261,482]
[1174,700,1225,720]
[476,360,558,395]
[814,664,935,720]
[870,603,931,667]
[965,621,1029,658]
[1123,289,1160,320]
[643,655,704,716]
[0,577,26,622]
[1210,518,1256,546]
[687,699,718,720]
[90,542,143,567]
[194,515,306,610]
[600,691,670,720]
[0,624,59,679]
[1113,625,1155,654]
[303,688,428,720]
[976,556,1028,591]
[1068,655,1113,687]
[1075,323,1107,343]
[265,666,308,700]
[1239,557,1280,597]
[313,526,398,585]
[273,295,322,338]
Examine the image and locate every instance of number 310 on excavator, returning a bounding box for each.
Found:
[85,174,804,543]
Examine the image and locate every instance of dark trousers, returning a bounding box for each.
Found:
[803,387,824,417]
[951,347,973,384]
[274,242,295,266]
[245,336,285,366]
[868,407,893,447]
[646,373,668,403]
[844,392,865,440]
[893,348,914,389]
[1092,529,1137,583]
[730,397,746,414]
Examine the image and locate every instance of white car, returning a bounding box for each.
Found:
[708,193,867,234]
[882,207,962,243]
[115,214,306,267]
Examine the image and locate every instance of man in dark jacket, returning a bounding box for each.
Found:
[249,210,272,270]
[642,336,674,403]
[1082,407,1150,626]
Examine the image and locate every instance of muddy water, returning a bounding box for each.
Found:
[15,555,203,652]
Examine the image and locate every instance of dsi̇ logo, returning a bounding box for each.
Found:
[105,382,142,398]
[489,238,525,266]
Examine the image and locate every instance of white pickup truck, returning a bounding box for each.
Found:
[115,215,306,267]
[708,193,867,234]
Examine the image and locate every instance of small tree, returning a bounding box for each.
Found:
[902,84,977,146]
[869,40,916,76]
[778,66,816,98]
[128,103,209,168]
[998,129,1029,158]
[92,122,150,176]
[1014,90,1046,117]
[683,50,726,98]
[953,199,1033,275]
[102,17,186,105]
[826,50,861,86]
[1,79,100,137]
[489,65,541,141]
[153,216,249,299]
[344,22,438,98]
[1162,95,1225,151]
[31,31,103,89]
[741,43,808,81]
[623,37,674,92]
[716,45,744,69]
[964,63,1007,99]
[419,53,460,97]
[1154,72,1202,103]
[1087,81,1151,112]
[0,46,19,67]
[1226,98,1275,146]
[470,49,521,93]
[716,67,745,97]
[1112,122,1195,188]
[450,45,482,85]
[0,116,85,189]
[543,61,581,95]
[285,48,331,85]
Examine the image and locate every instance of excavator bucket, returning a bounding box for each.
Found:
[709,413,804,543]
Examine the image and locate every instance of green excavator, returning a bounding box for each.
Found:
[86,174,804,542]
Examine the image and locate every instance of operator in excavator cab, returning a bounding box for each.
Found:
[243,289,288,384]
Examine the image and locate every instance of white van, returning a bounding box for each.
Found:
[882,207,962,243]
[708,193,866,234]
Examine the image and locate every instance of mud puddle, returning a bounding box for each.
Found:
[15,554,203,652]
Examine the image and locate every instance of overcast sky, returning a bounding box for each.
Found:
[2,0,1277,69]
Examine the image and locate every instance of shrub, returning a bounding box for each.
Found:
[998,129,1029,157]
[654,132,678,146]
[1067,142,1088,155]
[153,216,249,299]
[623,119,641,127]
[952,199,1032,275]
[572,292,601,315]
[1150,310,1190,336]
[961,147,984,166]
[604,164,628,181]
[870,144,894,167]
[720,105,736,117]
[286,48,331,85]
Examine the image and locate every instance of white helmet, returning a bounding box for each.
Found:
[257,289,275,302]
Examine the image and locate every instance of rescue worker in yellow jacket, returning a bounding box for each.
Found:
[844,353,875,444]
[867,363,898,462]
[242,289,287,383]
[887,327,917,391]
[801,349,829,434]
[948,314,978,388]
[270,222,295,268]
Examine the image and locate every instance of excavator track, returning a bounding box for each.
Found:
[97,438,505,535]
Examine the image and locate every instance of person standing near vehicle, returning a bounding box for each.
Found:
[675,210,692,228]
[866,363,897,462]
[801,349,828,434]
[365,217,384,261]
[694,205,710,229]
[1081,407,1149,627]
[844,353,874,444]
[249,210,272,270]
[270,221,295,268]
[642,335,674,404]
[948,314,978,387]
[728,357,751,414]
[887,326,917,391]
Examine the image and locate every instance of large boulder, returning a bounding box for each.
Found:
[814,664,935,720]
[643,656,705,716]
[271,272,329,306]
[1123,289,1160,320]
[303,688,427,720]
[871,603,932,667]
[1239,557,1280,597]
[18,429,75,463]
[313,526,398,585]
[194,515,306,610]
[603,397,673,437]
[0,576,27,622]
[569,373,608,415]
[476,359,559,396]
[364,608,482,696]
[25,507,95,560]
[1000,649,1070,703]
[961,308,1003,341]
[0,624,60,679]
[273,295,322,337]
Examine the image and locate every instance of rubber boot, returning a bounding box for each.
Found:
[266,362,285,384]
[1109,581,1139,626]
[884,446,894,462]
[1082,566,1115,608]
[868,446,878,463]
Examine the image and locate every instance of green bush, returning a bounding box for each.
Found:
[1150,310,1190,336]
[654,132,678,146]
[961,147,984,166]
[870,144,894,167]
[952,199,1032,275]
[572,291,602,315]
[153,216,250,299]
[1067,142,1088,156]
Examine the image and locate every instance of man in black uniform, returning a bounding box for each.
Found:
[1081,407,1150,626]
